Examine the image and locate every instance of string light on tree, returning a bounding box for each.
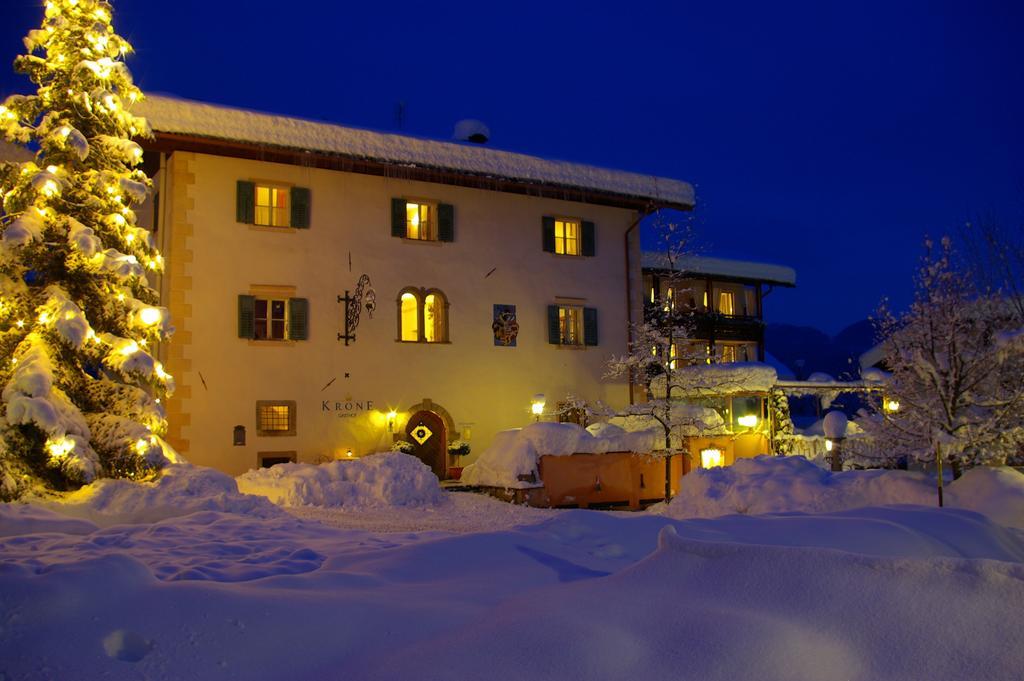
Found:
[0,0,181,500]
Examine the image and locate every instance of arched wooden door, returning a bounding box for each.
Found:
[405,410,447,479]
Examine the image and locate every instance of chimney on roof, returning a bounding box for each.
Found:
[453,119,490,144]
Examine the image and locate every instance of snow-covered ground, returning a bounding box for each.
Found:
[2,457,1024,680]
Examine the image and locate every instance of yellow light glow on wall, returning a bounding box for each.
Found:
[825,439,833,452]
[700,448,724,468]
[386,410,397,433]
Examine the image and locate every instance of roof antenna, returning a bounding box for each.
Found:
[394,101,406,131]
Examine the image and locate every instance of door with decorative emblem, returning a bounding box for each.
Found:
[405,410,447,479]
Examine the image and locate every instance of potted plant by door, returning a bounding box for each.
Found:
[447,440,471,479]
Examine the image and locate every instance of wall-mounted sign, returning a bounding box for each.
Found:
[409,424,433,445]
[321,399,375,418]
[492,304,518,347]
[338,274,375,346]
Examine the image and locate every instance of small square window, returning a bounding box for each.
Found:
[254,298,288,340]
[405,202,434,240]
[256,401,296,436]
[554,219,580,256]
[254,185,289,227]
[558,305,582,345]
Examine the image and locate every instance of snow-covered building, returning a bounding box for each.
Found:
[641,253,796,363]
[134,95,694,477]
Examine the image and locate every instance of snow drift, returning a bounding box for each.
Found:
[461,422,661,489]
[946,465,1024,529]
[34,464,284,526]
[661,455,1024,529]
[236,452,445,508]
[376,521,1024,681]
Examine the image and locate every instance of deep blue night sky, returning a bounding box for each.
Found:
[2,0,1022,333]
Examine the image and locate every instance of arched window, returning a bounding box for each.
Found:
[399,290,420,341]
[424,290,448,343]
[397,288,449,343]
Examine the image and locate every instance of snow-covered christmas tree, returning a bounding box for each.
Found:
[0,0,179,499]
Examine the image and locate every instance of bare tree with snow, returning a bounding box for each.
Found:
[865,237,1024,503]
[606,216,776,500]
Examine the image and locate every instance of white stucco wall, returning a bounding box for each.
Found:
[155,151,639,475]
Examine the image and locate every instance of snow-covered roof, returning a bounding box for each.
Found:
[135,95,695,209]
[858,343,886,371]
[642,253,797,286]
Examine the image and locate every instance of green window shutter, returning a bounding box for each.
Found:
[438,203,455,242]
[236,181,255,224]
[542,216,556,253]
[583,307,598,346]
[238,295,255,338]
[290,187,311,228]
[391,198,406,238]
[581,220,596,257]
[289,298,309,341]
[547,305,561,344]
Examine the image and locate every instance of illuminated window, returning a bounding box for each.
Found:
[406,202,433,240]
[710,284,757,316]
[255,185,289,227]
[700,448,724,468]
[239,294,307,341]
[554,219,580,255]
[716,342,758,364]
[256,401,296,436]
[424,292,446,342]
[730,396,763,431]
[718,291,735,316]
[400,292,419,341]
[558,305,582,345]
[397,288,448,343]
[254,298,287,340]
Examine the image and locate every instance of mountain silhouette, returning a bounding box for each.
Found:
[766,319,877,380]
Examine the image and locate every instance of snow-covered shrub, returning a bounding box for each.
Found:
[391,440,414,455]
[236,452,445,508]
[36,464,284,525]
[660,455,936,518]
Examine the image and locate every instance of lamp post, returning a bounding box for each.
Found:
[822,410,848,472]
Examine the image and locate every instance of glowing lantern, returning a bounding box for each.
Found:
[531,394,545,421]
